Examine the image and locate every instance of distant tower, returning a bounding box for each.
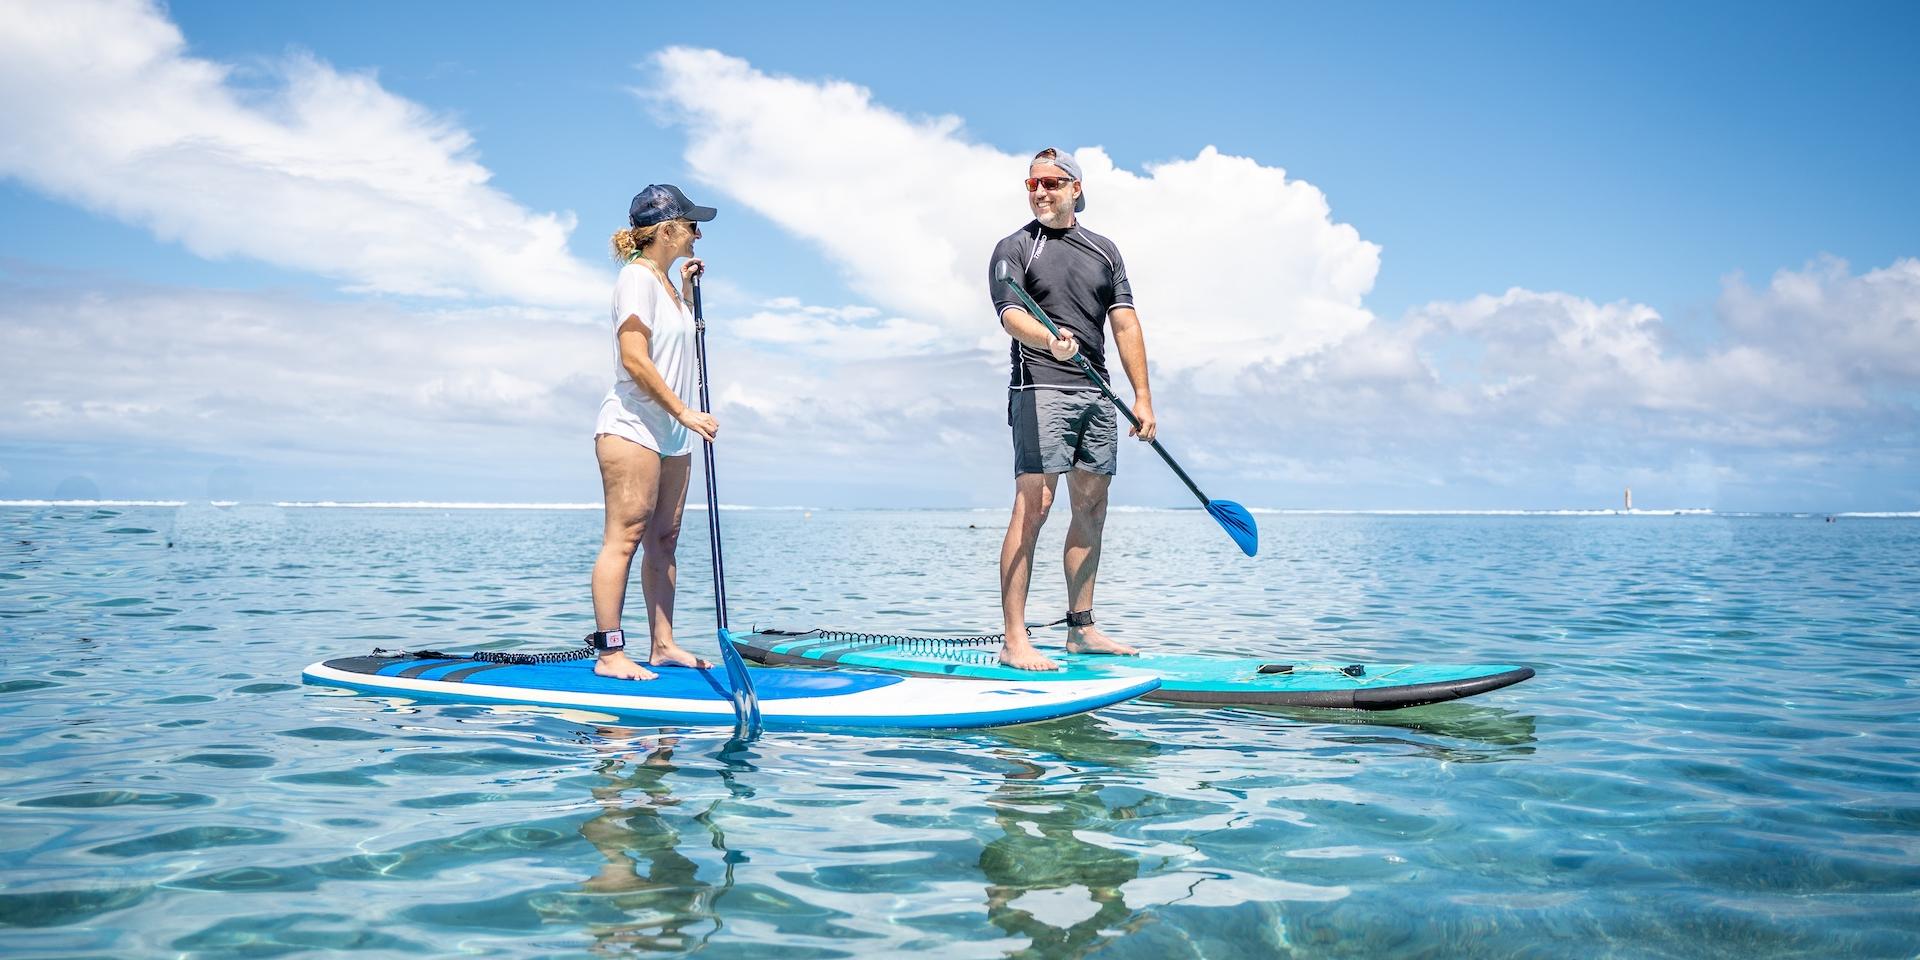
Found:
[1624,487,1633,511]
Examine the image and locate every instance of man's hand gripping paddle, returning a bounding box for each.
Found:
[994,260,1258,557]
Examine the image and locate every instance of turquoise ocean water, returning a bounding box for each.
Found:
[2,503,1917,958]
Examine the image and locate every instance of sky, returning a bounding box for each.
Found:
[1,0,1915,510]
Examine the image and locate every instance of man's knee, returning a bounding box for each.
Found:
[1011,478,1056,531]
[1069,473,1110,522]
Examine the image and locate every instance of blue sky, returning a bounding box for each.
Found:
[1,0,1915,510]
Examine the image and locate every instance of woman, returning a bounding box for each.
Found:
[587,184,720,680]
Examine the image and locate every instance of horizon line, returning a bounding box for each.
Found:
[3,500,1914,518]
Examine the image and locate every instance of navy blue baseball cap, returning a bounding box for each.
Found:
[628,184,718,228]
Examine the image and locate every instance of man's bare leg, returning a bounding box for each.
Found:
[1063,469,1136,655]
[999,472,1061,671]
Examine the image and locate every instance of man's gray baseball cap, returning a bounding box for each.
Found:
[628,184,717,228]
[1032,148,1086,213]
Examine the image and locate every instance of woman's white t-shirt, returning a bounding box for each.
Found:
[593,261,697,456]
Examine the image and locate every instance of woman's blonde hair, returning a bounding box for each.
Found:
[611,220,694,261]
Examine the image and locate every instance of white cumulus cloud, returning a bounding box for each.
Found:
[0,278,603,455]
[1400,257,1920,432]
[731,298,946,360]
[649,48,1379,377]
[0,0,601,307]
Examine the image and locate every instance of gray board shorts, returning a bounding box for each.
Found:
[1009,388,1118,476]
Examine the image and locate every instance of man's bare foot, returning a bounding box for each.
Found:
[649,644,712,669]
[1066,625,1138,656]
[594,651,657,680]
[999,634,1060,671]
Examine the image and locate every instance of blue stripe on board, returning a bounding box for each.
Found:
[302,668,1154,731]
[336,657,901,702]
[381,659,465,678]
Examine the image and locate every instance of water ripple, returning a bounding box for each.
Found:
[1,506,1916,956]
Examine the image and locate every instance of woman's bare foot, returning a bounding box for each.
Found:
[649,644,711,669]
[999,634,1061,671]
[594,651,657,680]
[1065,625,1138,656]
[581,862,647,894]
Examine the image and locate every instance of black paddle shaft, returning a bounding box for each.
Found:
[995,266,1213,508]
[691,275,729,630]
[691,273,763,735]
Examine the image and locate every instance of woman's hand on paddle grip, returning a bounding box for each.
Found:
[677,409,718,442]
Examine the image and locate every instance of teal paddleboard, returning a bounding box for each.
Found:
[733,629,1533,710]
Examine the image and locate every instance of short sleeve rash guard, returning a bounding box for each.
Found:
[988,221,1133,390]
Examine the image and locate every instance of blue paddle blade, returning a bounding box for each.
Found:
[1207,499,1259,557]
[717,629,762,736]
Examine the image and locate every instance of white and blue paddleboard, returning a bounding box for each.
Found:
[734,629,1534,711]
[302,644,1157,730]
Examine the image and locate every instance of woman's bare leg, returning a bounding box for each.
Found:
[590,434,661,680]
[640,454,710,668]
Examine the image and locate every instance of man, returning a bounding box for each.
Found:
[987,148,1156,671]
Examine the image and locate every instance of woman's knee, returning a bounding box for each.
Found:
[602,516,648,554]
[642,520,682,554]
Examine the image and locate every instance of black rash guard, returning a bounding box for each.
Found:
[989,220,1134,391]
